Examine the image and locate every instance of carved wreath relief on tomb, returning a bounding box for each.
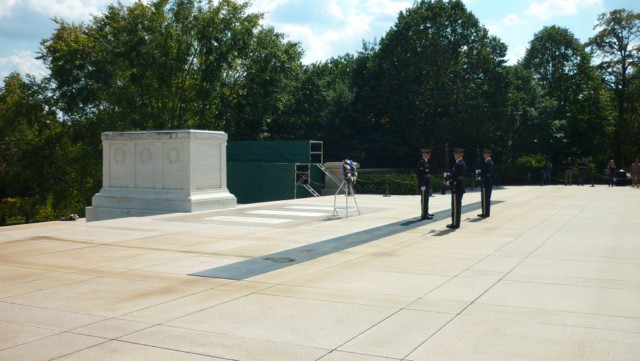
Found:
[139,147,152,164]
[113,147,126,164]
[167,147,180,164]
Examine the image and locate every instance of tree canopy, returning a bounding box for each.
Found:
[587,8,640,164]
[353,0,508,169]
[39,0,302,136]
[518,26,611,164]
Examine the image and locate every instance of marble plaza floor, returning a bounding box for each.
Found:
[0,185,639,360]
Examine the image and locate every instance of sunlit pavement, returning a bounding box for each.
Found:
[1,185,639,360]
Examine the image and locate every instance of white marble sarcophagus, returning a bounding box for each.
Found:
[86,130,236,221]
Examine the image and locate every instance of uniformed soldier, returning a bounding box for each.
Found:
[577,158,587,186]
[416,148,433,220]
[477,148,494,218]
[447,148,466,229]
[564,157,574,185]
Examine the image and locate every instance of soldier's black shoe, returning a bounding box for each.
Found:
[477,214,489,218]
[446,224,459,229]
[428,213,434,217]
[425,215,433,220]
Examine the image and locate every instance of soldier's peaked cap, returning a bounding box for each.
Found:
[453,147,465,152]
[420,148,431,153]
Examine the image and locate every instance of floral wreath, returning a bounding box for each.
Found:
[342,159,357,184]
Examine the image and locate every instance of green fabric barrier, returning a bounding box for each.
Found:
[227,163,292,204]
[228,141,314,163]
[227,162,323,204]
[226,141,324,204]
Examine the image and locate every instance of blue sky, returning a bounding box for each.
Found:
[1,0,638,79]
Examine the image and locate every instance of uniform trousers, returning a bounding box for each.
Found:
[420,186,430,217]
[481,182,492,216]
[450,192,463,227]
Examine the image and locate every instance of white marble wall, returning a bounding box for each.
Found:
[86,130,236,221]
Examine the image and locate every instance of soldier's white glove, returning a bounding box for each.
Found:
[420,186,426,191]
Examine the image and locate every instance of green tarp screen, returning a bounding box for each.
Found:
[226,141,323,204]
[227,162,324,204]
[228,141,315,163]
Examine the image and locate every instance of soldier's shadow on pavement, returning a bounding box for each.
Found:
[399,219,427,226]
[428,228,456,236]
[467,217,486,223]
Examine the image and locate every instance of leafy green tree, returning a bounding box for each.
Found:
[0,73,84,224]
[39,0,301,137]
[222,26,304,140]
[268,54,362,161]
[521,26,611,164]
[587,9,640,166]
[352,0,508,169]
[316,55,366,162]
[628,68,640,160]
[504,64,547,163]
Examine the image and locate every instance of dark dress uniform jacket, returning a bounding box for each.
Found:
[480,157,494,217]
[449,157,466,228]
[452,158,466,193]
[481,158,494,186]
[416,158,431,189]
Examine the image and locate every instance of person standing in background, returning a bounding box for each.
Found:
[564,157,574,186]
[416,148,433,220]
[607,160,616,187]
[478,148,494,218]
[577,158,587,186]
[543,159,552,185]
[631,159,640,188]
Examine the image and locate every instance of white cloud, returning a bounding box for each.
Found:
[0,0,20,18]
[0,0,137,21]
[327,0,353,20]
[249,0,292,15]
[484,14,527,37]
[503,13,527,26]
[0,50,46,78]
[331,0,373,35]
[525,0,577,20]
[276,23,332,63]
[366,0,412,17]
[26,0,111,21]
[246,0,419,63]
[525,0,603,20]
[0,0,112,21]
[484,22,501,36]
[505,45,527,65]
[266,0,382,63]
